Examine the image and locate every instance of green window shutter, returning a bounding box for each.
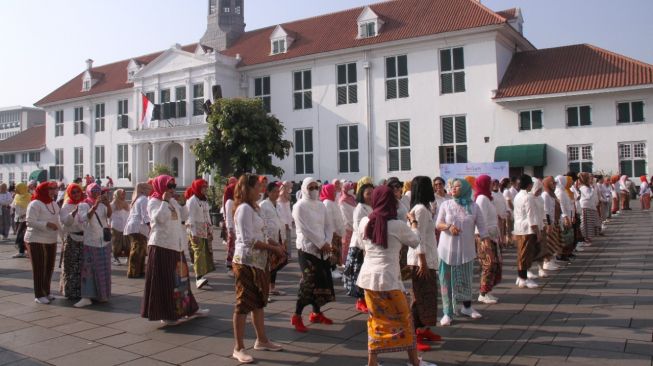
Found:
[303,71,311,90]
[254,78,262,96]
[348,63,357,83]
[304,129,313,152]
[569,162,580,173]
[398,78,409,98]
[580,106,591,125]
[388,122,398,148]
[620,160,633,177]
[456,145,468,163]
[294,130,304,153]
[304,91,312,109]
[293,72,302,91]
[455,116,466,143]
[386,80,397,99]
[567,107,578,127]
[263,77,270,95]
[348,85,357,104]
[337,86,347,105]
[581,162,593,173]
[440,49,452,72]
[339,152,349,173]
[453,47,464,70]
[337,64,347,85]
[338,126,348,151]
[349,126,358,149]
[397,55,408,77]
[350,151,359,173]
[634,160,647,177]
[388,149,399,171]
[441,73,453,94]
[442,117,454,144]
[617,102,630,123]
[519,111,531,130]
[532,110,543,129]
[400,148,411,170]
[386,57,396,78]
[453,71,465,92]
[438,146,446,165]
[632,101,644,122]
[400,121,410,147]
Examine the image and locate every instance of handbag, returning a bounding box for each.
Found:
[95,212,112,242]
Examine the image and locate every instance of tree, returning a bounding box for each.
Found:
[193,98,292,177]
[148,164,173,179]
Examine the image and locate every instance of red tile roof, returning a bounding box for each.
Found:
[35,44,198,106]
[495,44,653,99]
[0,125,45,153]
[496,8,518,20]
[222,0,507,66]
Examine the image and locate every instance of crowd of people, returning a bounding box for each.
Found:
[6,171,651,366]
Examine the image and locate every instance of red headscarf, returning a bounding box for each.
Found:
[32,181,55,204]
[223,183,235,208]
[640,175,648,183]
[151,175,174,201]
[319,183,336,202]
[186,179,208,201]
[364,185,397,249]
[474,174,492,201]
[339,181,357,207]
[84,183,101,205]
[66,183,84,204]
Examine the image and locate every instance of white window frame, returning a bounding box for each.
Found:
[439,46,466,94]
[619,141,647,177]
[337,124,360,174]
[518,109,543,131]
[567,144,593,173]
[95,145,105,178]
[440,115,468,164]
[118,99,129,129]
[175,86,186,119]
[387,120,411,172]
[54,110,64,137]
[74,147,84,180]
[52,149,64,181]
[254,76,271,113]
[336,62,357,105]
[293,70,312,110]
[271,39,286,55]
[358,21,376,38]
[74,107,85,135]
[192,83,204,116]
[95,103,105,132]
[566,104,592,127]
[385,55,408,100]
[117,144,129,179]
[616,100,645,124]
[294,128,314,175]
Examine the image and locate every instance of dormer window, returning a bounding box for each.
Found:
[357,6,383,39]
[269,25,294,56]
[128,70,136,81]
[82,79,91,92]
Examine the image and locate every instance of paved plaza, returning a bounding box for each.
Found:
[0,205,651,366]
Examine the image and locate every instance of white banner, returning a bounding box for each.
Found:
[439,162,509,182]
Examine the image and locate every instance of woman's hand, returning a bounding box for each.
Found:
[417,256,431,279]
[46,222,58,231]
[162,191,173,202]
[406,211,416,223]
[449,225,461,236]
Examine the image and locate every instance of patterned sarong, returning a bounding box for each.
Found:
[365,289,416,354]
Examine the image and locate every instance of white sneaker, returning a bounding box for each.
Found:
[34,297,50,304]
[524,279,539,288]
[538,269,550,278]
[47,294,56,301]
[331,270,342,279]
[232,348,254,363]
[527,270,538,280]
[478,293,498,304]
[112,258,122,266]
[576,246,585,252]
[196,278,208,289]
[439,314,452,326]
[74,298,92,308]
[193,308,210,317]
[460,306,482,319]
[253,341,283,351]
[543,261,560,271]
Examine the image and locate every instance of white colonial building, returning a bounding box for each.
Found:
[34,0,653,187]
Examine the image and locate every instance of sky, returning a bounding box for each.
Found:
[1,0,652,107]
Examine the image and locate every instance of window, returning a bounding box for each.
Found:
[439,115,468,164]
[272,39,286,55]
[74,107,85,134]
[147,144,154,173]
[193,83,204,116]
[160,89,171,119]
[95,146,105,178]
[74,147,84,180]
[117,144,129,179]
[55,110,64,137]
[171,157,179,177]
[294,128,314,174]
[3,154,15,164]
[567,105,591,127]
[337,63,357,105]
[440,47,465,94]
[619,142,647,177]
[254,76,271,112]
[293,70,312,110]
[359,21,376,38]
[50,149,64,181]
[175,86,187,118]
[338,125,359,173]
[385,55,408,99]
[21,152,40,163]
[387,121,411,171]
[83,79,91,91]
[21,172,27,182]
[118,99,129,129]
[21,153,27,163]
[617,101,645,123]
[567,144,593,173]
[519,110,543,131]
[8,173,14,184]
[94,103,105,132]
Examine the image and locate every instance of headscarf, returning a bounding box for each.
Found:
[339,181,357,207]
[278,181,292,203]
[332,179,341,188]
[151,175,173,201]
[640,175,648,183]
[112,189,130,211]
[186,179,208,201]
[31,181,55,204]
[543,176,562,224]
[474,174,492,201]
[578,172,592,187]
[464,176,476,192]
[620,175,628,185]
[223,183,235,208]
[610,175,620,184]
[319,183,336,202]
[300,177,318,201]
[543,176,556,196]
[65,183,84,205]
[12,182,32,209]
[452,178,473,214]
[84,183,101,205]
[564,176,574,200]
[356,176,373,194]
[532,178,543,195]
[402,181,411,195]
[364,185,397,249]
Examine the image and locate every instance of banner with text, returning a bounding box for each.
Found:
[439,162,509,182]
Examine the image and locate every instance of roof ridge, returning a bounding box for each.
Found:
[83,42,199,71]
[584,43,653,68]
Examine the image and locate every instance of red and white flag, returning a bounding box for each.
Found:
[140,93,154,129]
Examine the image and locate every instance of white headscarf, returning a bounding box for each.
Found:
[532,178,543,195]
[301,177,318,201]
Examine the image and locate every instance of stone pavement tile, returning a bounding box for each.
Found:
[581,325,652,342]
[149,346,207,364]
[464,354,502,365]
[182,332,240,358]
[0,326,63,348]
[75,310,139,326]
[625,340,653,357]
[0,349,27,365]
[11,311,59,322]
[507,356,539,365]
[96,333,149,348]
[1,358,50,366]
[48,345,140,366]
[72,325,124,340]
[144,324,217,346]
[566,348,652,366]
[526,330,555,344]
[0,318,31,334]
[30,315,77,328]
[13,335,97,361]
[251,343,343,365]
[289,333,340,352]
[472,340,514,357]
[180,353,240,366]
[119,357,174,366]
[517,343,571,362]
[122,340,177,357]
[50,320,97,334]
[106,317,166,335]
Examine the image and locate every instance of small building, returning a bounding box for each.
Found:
[0,106,45,141]
[0,125,46,185]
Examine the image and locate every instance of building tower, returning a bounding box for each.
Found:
[200,0,245,51]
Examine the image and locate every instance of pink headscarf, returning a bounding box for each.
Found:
[319,183,336,202]
[151,175,174,201]
[84,183,101,205]
[474,175,493,201]
[339,181,356,207]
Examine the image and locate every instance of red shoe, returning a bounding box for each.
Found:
[291,314,308,333]
[416,328,442,342]
[355,299,369,313]
[416,339,431,352]
[309,312,333,325]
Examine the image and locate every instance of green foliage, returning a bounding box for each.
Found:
[206,174,227,211]
[192,98,292,178]
[148,164,173,179]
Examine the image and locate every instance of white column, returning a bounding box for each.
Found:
[181,140,193,186]
[129,143,138,185]
[152,141,162,166]
[131,143,141,184]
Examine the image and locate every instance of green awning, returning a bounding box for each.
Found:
[494,144,547,167]
[29,169,47,182]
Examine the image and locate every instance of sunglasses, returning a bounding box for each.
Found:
[167,182,177,189]
[390,184,402,189]
[308,186,319,191]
